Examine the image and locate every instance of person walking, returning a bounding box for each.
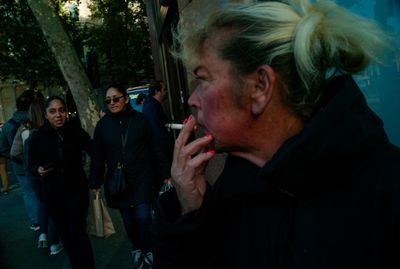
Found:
[135,93,146,112]
[151,1,400,269]
[0,122,9,195]
[0,90,39,230]
[143,81,174,165]
[90,84,171,269]
[11,100,63,255]
[27,96,94,269]
[0,141,9,195]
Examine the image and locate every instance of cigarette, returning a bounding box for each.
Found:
[165,123,184,130]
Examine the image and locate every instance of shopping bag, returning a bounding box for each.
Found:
[87,192,116,238]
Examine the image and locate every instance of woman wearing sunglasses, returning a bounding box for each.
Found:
[27,96,94,269]
[89,85,171,269]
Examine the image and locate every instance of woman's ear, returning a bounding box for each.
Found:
[250,64,276,116]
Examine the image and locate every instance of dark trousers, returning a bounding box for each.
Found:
[46,189,94,269]
[28,173,60,245]
[120,202,152,253]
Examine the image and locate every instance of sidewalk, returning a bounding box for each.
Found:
[0,186,132,269]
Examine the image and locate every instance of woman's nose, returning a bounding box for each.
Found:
[188,92,199,109]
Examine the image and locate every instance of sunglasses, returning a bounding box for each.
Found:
[105,95,124,105]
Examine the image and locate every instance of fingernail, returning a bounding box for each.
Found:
[183,118,188,124]
[207,150,215,155]
[188,115,193,121]
[205,133,212,138]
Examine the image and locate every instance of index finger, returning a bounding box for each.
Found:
[174,115,197,158]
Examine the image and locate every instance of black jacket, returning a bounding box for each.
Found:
[27,121,91,201]
[89,107,170,209]
[143,95,173,155]
[152,75,400,269]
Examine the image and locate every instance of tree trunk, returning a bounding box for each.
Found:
[27,0,99,136]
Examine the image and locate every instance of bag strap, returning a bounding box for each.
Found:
[119,119,132,166]
[121,119,132,150]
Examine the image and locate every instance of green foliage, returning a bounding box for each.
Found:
[0,0,154,88]
[83,0,154,86]
[0,0,61,86]
[54,0,85,58]
[0,0,83,87]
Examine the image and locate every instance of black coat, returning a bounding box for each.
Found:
[152,75,400,269]
[89,107,170,209]
[27,121,91,201]
[143,95,174,159]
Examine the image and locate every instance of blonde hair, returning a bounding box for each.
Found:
[174,0,391,119]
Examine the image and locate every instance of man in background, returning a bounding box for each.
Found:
[143,81,173,164]
[135,93,146,112]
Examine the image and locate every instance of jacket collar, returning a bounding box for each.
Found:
[109,105,134,119]
[258,75,386,198]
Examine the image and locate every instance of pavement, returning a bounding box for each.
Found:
[0,154,228,269]
[0,182,133,269]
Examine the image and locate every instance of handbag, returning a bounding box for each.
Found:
[106,162,126,197]
[106,121,131,197]
[87,192,116,238]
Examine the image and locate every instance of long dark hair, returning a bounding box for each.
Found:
[27,100,45,130]
[45,96,67,110]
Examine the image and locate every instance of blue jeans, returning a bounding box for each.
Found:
[16,174,40,225]
[38,201,60,244]
[120,202,152,253]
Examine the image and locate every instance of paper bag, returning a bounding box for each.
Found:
[87,192,116,238]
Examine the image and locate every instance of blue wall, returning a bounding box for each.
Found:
[337,0,400,146]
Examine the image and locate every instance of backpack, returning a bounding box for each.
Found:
[6,118,20,146]
[0,118,21,159]
[23,129,37,171]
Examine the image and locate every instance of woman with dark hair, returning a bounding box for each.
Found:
[27,96,94,269]
[12,100,63,254]
[90,84,170,269]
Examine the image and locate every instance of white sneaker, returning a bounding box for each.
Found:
[143,252,153,269]
[38,233,48,248]
[30,224,40,231]
[50,243,64,255]
[131,249,143,269]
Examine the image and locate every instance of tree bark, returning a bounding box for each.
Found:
[27,0,99,136]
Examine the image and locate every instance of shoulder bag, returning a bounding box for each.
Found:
[106,120,131,197]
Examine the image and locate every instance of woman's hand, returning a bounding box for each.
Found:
[91,188,101,195]
[37,166,55,177]
[171,116,215,214]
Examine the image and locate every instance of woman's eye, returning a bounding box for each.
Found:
[190,78,204,92]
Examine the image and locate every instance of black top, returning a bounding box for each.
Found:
[27,121,91,201]
[89,107,171,208]
[143,95,174,159]
[152,75,400,269]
